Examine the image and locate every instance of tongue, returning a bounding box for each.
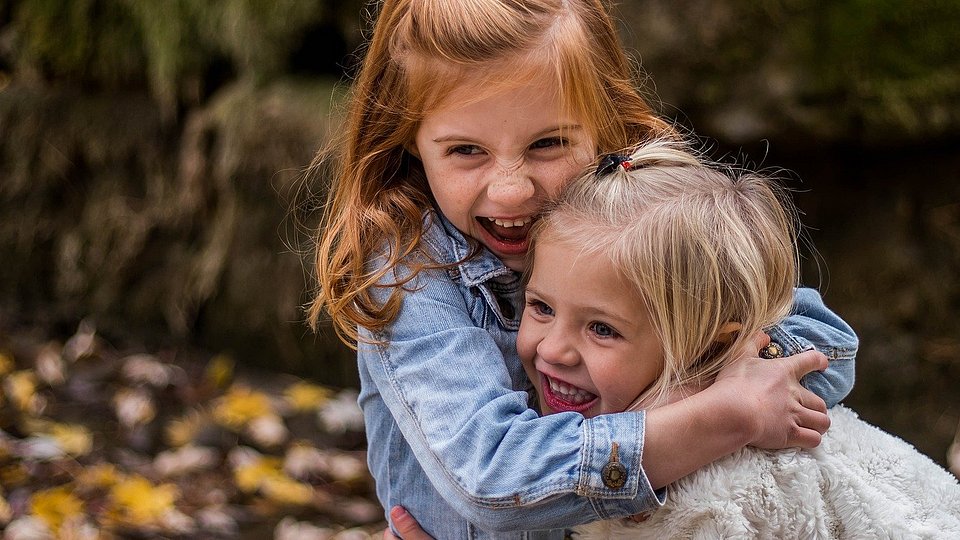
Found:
[483,220,529,242]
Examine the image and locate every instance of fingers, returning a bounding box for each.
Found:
[786,349,829,378]
[390,506,435,540]
[753,331,772,350]
[791,391,830,448]
[789,426,824,449]
[796,394,830,430]
[800,390,828,415]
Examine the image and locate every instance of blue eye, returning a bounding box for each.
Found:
[590,322,619,338]
[526,299,554,317]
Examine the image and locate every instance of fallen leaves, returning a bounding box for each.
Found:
[153,445,219,478]
[285,380,334,412]
[30,487,84,534]
[0,320,383,538]
[108,475,179,526]
[4,371,43,415]
[213,385,275,430]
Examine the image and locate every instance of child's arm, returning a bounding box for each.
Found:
[767,287,858,407]
[641,339,829,488]
[364,265,829,531]
[363,265,655,530]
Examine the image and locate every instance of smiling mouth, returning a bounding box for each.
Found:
[478,216,534,244]
[540,373,598,414]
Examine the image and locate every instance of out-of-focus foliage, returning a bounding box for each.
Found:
[6,0,363,114]
[4,0,956,137]
[787,0,960,138]
[618,0,960,142]
[11,0,146,87]
[1,0,957,383]
[0,322,380,537]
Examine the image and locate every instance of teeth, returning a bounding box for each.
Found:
[547,376,594,405]
[487,217,532,228]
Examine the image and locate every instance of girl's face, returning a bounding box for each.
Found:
[518,238,664,418]
[412,76,596,271]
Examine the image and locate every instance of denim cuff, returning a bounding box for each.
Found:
[766,324,812,357]
[765,324,856,408]
[579,410,666,518]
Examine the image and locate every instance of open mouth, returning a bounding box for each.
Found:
[540,373,598,414]
[476,216,535,256]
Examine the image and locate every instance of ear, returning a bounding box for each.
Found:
[405,140,421,159]
[714,322,742,343]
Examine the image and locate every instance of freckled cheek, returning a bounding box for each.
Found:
[540,162,588,196]
[429,171,483,211]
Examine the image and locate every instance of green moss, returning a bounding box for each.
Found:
[8,0,339,114]
[13,0,146,86]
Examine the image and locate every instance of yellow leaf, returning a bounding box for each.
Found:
[260,475,314,506]
[50,423,93,457]
[205,354,235,390]
[30,486,84,533]
[76,464,122,490]
[109,475,178,525]
[213,386,273,430]
[4,370,38,413]
[232,455,313,506]
[164,410,208,447]
[283,381,332,412]
[234,455,284,493]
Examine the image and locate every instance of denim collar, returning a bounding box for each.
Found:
[429,210,518,287]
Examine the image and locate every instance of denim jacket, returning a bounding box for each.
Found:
[358,211,858,539]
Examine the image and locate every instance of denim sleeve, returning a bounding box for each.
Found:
[362,267,663,531]
[766,287,858,408]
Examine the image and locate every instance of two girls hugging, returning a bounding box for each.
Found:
[308,0,960,537]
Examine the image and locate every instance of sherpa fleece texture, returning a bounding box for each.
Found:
[574,405,960,539]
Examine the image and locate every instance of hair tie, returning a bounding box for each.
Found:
[595,153,632,177]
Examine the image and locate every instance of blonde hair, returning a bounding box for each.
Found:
[308,0,674,345]
[532,139,799,408]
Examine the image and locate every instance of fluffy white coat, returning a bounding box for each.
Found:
[574,406,960,539]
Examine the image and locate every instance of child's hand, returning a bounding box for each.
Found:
[382,506,435,540]
[715,332,830,450]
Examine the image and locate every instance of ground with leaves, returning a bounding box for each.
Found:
[0,319,386,539]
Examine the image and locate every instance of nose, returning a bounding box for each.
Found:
[537,325,580,367]
[486,160,535,207]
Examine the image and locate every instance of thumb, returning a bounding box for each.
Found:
[788,349,829,379]
[390,506,434,540]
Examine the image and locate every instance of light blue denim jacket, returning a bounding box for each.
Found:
[358,211,858,539]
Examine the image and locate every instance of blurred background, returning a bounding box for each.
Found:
[1,0,958,537]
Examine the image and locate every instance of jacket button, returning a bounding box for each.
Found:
[602,442,627,489]
[759,341,785,359]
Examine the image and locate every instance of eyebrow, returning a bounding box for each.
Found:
[431,124,583,144]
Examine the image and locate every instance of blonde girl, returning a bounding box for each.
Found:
[308,0,856,537]
[519,139,959,538]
